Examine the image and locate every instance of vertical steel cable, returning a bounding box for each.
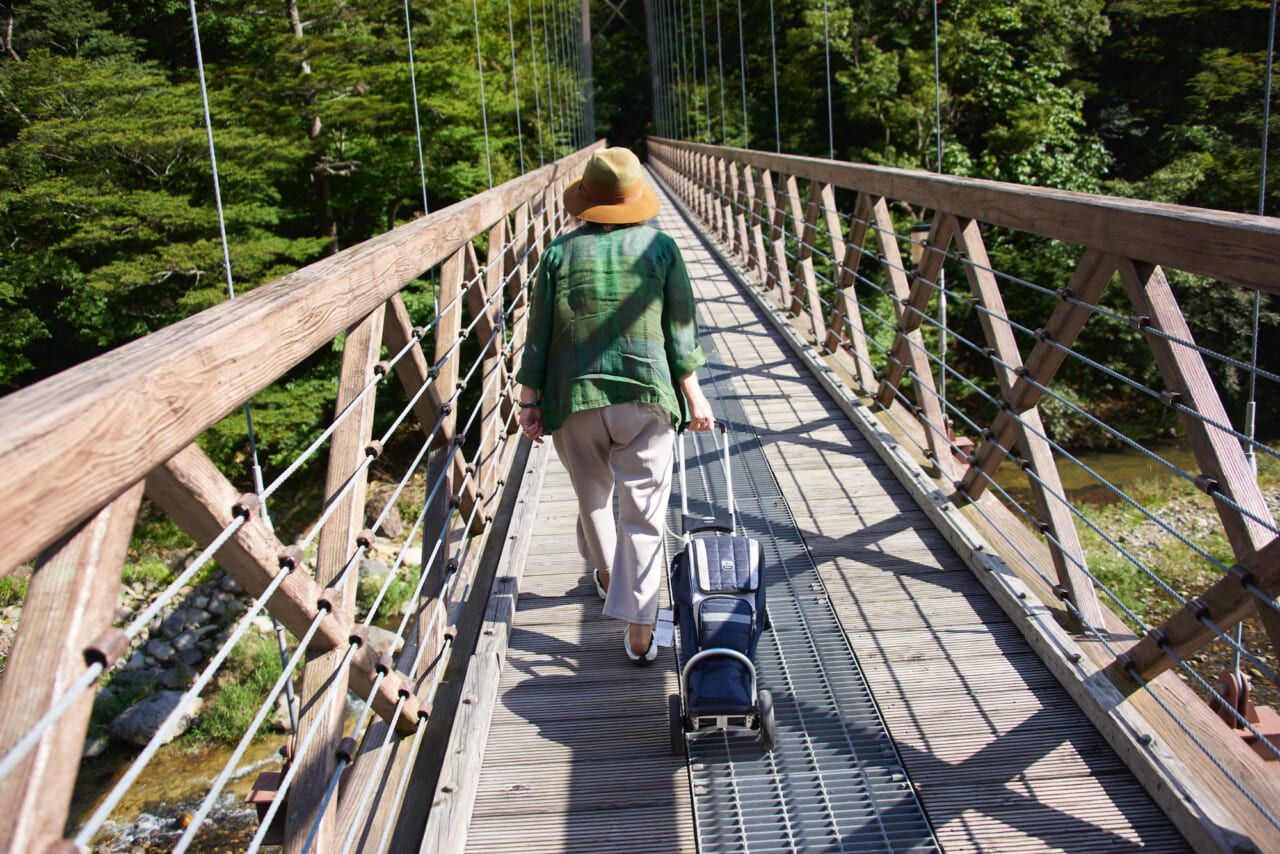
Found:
[1239,0,1277,672]
[1246,0,1277,479]
[822,0,833,159]
[767,0,780,152]
[473,0,495,186]
[507,0,527,172]
[676,0,693,140]
[933,0,947,409]
[699,0,713,142]
[541,0,560,158]
[689,0,702,140]
[526,0,546,166]
[669,0,685,139]
[715,0,727,143]
[549,0,569,150]
[404,0,430,216]
[736,0,749,147]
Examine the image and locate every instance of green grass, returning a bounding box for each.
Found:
[1076,448,1278,632]
[356,573,416,626]
[186,633,285,745]
[0,576,27,608]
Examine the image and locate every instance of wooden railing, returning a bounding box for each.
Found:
[649,137,1280,853]
[0,142,602,854]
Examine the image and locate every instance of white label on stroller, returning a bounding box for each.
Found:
[721,559,735,573]
[655,609,675,648]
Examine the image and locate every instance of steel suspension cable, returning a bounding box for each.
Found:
[526,0,546,166]
[1246,0,1277,478]
[714,0,727,143]
[736,0,748,147]
[472,0,495,187]
[767,0,780,152]
[404,1,430,217]
[541,0,560,158]
[699,0,713,142]
[507,0,527,173]
[822,0,833,159]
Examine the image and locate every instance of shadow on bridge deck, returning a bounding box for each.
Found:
[456,173,1189,853]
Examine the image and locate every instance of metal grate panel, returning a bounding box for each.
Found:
[667,338,940,854]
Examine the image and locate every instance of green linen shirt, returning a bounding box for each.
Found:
[515,223,707,433]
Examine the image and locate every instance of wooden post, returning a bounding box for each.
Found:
[0,483,143,854]
[867,198,955,479]
[960,249,1118,499]
[952,216,1104,629]
[788,178,825,342]
[825,192,877,390]
[286,303,385,854]
[1117,259,1280,659]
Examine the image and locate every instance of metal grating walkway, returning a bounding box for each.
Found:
[667,333,941,854]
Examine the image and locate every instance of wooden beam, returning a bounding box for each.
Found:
[144,443,353,652]
[960,249,1117,499]
[0,482,142,854]
[951,216,1104,629]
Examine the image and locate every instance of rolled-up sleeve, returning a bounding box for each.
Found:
[515,245,558,389]
[662,241,706,379]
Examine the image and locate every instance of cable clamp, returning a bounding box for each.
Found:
[1055,287,1073,301]
[356,529,376,549]
[1158,389,1182,408]
[1051,584,1071,602]
[1127,314,1151,330]
[373,360,391,378]
[365,440,384,460]
[1190,598,1210,621]
[1228,565,1256,588]
[233,493,262,520]
[84,627,130,669]
[1193,474,1219,495]
[335,736,357,764]
[1146,628,1171,651]
[1034,327,1052,342]
[278,545,306,570]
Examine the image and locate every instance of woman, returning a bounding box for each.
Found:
[516,146,714,665]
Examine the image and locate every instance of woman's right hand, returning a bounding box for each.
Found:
[679,371,714,431]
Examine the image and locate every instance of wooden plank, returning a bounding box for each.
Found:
[286,303,385,854]
[0,482,142,854]
[383,293,449,446]
[648,138,1280,294]
[0,142,605,579]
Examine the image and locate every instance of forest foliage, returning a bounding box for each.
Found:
[0,0,1276,473]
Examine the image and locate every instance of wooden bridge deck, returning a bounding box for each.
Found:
[458,176,1188,853]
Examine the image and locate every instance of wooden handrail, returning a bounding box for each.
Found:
[653,138,1280,296]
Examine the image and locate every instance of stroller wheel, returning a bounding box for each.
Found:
[757,689,777,753]
[669,694,686,756]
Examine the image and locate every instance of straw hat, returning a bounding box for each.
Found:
[563,147,660,224]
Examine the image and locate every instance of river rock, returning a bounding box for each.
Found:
[176,647,203,667]
[108,691,203,747]
[183,608,212,629]
[146,639,176,663]
[360,556,392,579]
[361,625,404,657]
[207,591,225,616]
[220,574,244,594]
[161,610,186,638]
[365,488,404,539]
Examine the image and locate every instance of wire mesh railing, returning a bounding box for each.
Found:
[0,142,601,853]
[650,136,1280,852]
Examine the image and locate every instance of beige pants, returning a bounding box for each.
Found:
[552,402,676,625]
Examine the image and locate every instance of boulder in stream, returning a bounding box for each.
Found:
[108,691,204,747]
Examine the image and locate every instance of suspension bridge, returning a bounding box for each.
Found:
[1,1,1280,853]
